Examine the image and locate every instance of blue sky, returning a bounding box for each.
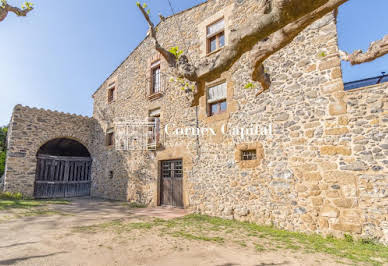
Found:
[0,0,387,126]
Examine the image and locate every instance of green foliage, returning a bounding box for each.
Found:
[0,192,23,200]
[0,0,6,9]
[21,1,33,10]
[136,2,150,15]
[0,151,5,177]
[318,51,327,57]
[0,195,70,210]
[127,202,147,208]
[168,46,183,59]
[344,234,354,242]
[169,76,195,92]
[0,126,7,177]
[244,82,254,89]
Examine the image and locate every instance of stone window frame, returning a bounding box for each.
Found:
[105,128,115,147]
[235,143,264,169]
[206,17,225,55]
[198,71,237,125]
[147,54,164,101]
[150,60,161,95]
[197,4,233,58]
[107,82,116,104]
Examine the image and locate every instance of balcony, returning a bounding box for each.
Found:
[146,73,169,100]
[344,73,388,91]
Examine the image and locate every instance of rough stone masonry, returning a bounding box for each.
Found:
[3,0,388,244]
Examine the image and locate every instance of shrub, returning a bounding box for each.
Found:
[0,192,23,200]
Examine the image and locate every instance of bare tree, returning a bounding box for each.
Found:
[0,0,33,22]
[138,0,388,96]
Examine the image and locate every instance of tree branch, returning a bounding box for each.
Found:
[137,4,176,67]
[250,0,347,92]
[138,0,388,103]
[0,1,33,22]
[339,34,388,65]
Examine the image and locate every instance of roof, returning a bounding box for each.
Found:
[92,0,209,98]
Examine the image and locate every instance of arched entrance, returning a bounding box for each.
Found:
[34,138,92,198]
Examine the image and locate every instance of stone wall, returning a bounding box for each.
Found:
[4,0,387,244]
[90,0,387,243]
[3,105,95,197]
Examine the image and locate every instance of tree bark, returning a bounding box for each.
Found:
[340,35,388,65]
[0,1,33,22]
[139,0,388,99]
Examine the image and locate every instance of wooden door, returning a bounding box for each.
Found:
[34,155,92,199]
[160,160,183,208]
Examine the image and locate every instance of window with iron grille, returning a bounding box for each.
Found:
[151,60,161,94]
[241,150,257,161]
[207,18,225,54]
[161,160,183,179]
[208,82,227,116]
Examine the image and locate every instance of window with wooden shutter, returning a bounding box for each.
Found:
[207,18,225,54]
[208,82,227,116]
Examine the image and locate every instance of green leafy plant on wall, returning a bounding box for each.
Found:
[318,51,327,58]
[169,77,195,92]
[168,46,184,60]
[244,82,255,89]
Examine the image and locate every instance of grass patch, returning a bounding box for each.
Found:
[171,231,224,243]
[0,192,24,200]
[73,214,388,265]
[0,198,70,210]
[127,202,147,208]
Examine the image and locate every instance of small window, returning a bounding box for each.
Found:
[207,18,225,54]
[208,82,227,116]
[106,129,114,146]
[151,60,161,94]
[108,171,114,179]
[241,150,257,161]
[108,86,115,103]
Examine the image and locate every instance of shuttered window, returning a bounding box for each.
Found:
[208,82,227,116]
[208,82,227,103]
[207,18,225,53]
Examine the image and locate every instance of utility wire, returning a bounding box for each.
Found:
[166,0,193,61]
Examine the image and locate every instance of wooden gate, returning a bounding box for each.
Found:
[160,160,183,208]
[34,155,92,198]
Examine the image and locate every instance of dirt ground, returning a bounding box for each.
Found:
[0,198,352,266]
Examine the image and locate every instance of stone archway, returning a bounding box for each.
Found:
[34,138,92,198]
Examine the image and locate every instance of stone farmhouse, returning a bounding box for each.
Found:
[2,0,387,243]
